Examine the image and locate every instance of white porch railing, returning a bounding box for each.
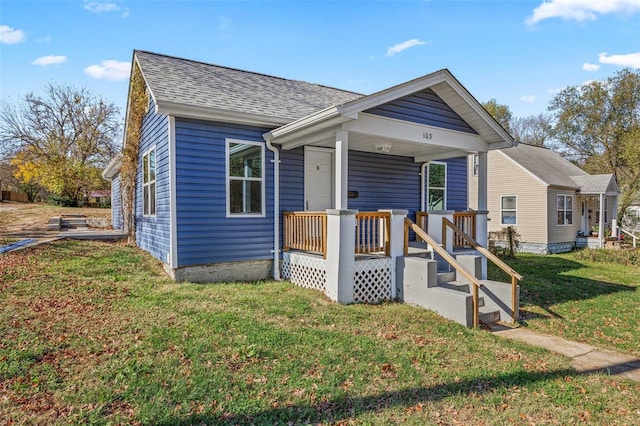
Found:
[616,225,639,248]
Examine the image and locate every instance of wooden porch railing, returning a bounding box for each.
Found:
[404,218,484,328]
[355,211,390,256]
[441,217,522,323]
[283,212,327,258]
[415,211,476,246]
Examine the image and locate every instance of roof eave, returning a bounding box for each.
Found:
[263,106,342,142]
[102,152,123,180]
[156,101,290,128]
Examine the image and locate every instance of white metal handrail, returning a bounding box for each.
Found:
[617,226,639,248]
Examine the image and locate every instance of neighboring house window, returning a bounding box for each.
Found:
[472,154,479,176]
[427,162,446,210]
[501,196,517,225]
[226,139,264,216]
[142,148,156,216]
[557,194,573,225]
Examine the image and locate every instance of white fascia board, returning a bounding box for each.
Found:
[264,106,341,141]
[430,75,515,146]
[342,113,488,152]
[102,152,123,179]
[156,101,290,128]
[339,71,449,116]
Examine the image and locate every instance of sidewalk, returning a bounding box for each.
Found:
[492,326,640,382]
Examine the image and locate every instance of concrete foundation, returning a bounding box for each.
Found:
[166,260,273,283]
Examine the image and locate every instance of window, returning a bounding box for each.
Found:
[501,196,517,225]
[557,194,573,225]
[226,139,264,216]
[142,148,156,216]
[472,154,479,176]
[427,162,446,210]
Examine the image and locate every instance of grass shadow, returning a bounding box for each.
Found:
[156,367,609,425]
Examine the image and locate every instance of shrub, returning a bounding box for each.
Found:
[47,195,79,207]
[573,248,640,265]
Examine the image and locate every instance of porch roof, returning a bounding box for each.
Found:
[571,174,620,196]
[263,70,515,162]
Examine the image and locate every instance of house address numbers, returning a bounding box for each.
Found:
[422,132,433,140]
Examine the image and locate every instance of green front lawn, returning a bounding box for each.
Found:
[489,250,640,357]
[1,240,639,425]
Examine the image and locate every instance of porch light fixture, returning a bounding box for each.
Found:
[375,143,392,153]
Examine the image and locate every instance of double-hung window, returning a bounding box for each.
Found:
[142,148,156,216]
[501,196,517,225]
[427,162,446,210]
[557,194,573,225]
[226,139,264,216]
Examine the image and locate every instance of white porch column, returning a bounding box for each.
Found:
[477,152,488,211]
[379,209,408,299]
[325,209,357,304]
[475,211,489,279]
[598,193,605,248]
[335,130,349,210]
[612,196,619,238]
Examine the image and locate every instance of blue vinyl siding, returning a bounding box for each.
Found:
[348,152,467,215]
[280,147,304,212]
[365,88,477,134]
[111,175,123,230]
[175,118,274,266]
[136,104,171,263]
[444,157,468,211]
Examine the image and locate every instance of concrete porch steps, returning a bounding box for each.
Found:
[61,215,88,230]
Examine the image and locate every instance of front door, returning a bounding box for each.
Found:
[581,199,589,234]
[304,147,334,211]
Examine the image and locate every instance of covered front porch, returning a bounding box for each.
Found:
[264,70,521,327]
[575,175,620,249]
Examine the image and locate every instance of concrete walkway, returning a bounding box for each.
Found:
[492,326,640,382]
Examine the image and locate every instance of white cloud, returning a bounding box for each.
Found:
[386,39,430,57]
[598,51,640,68]
[520,95,536,103]
[32,55,67,66]
[84,1,129,16]
[84,60,131,81]
[0,25,26,44]
[84,2,120,13]
[526,0,640,25]
[36,35,52,43]
[582,62,601,71]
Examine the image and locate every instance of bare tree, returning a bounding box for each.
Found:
[0,84,121,203]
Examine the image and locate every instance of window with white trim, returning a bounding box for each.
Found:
[142,148,156,216]
[501,195,517,225]
[226,140,264,216]
[427,162,446,210]
[557,194,573,225]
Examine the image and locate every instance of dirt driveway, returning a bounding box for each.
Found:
[0,202,111,239]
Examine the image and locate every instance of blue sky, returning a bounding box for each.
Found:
[1,0,639,122]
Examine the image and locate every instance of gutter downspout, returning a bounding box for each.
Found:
[265,139,281,280]
[420,162,429,212]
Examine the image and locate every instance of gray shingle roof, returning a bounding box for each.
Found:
[500,143,587,188]
[135,50,364,123]
[500,143,618,194]
[570,174,618,195]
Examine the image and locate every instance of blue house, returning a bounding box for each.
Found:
[104,50,521,327]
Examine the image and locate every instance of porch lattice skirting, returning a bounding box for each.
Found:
[353,257,392,303]
[281,252,327,293]
[282,252,392,303]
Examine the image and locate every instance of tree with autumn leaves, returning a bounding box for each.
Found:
[484,68,640,222]
[0,84,120,204]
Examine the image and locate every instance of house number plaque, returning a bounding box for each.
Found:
[422,132,433,140]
